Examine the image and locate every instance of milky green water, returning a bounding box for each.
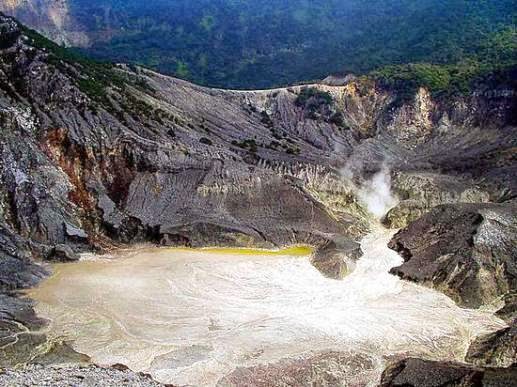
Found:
[28,229,506,386]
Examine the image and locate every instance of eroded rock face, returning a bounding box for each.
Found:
[388,202,517,308]
[387,201,517,375]
[1,0,89,46]
[496,293,517,323]
[0,11,513,260]
[466,326,517,368]
[465,294,517,368]
[379,358,517,387]
[218,352,377,387]
[385,172,491,229]
[0,223,48,289]
[123,168,346,248]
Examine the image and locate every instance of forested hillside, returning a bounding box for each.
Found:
[3,0,516,89]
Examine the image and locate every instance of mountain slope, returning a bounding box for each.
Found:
[2,0,516,88]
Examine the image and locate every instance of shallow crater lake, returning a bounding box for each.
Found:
[27,229,505,386]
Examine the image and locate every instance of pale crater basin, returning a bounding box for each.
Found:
[28,228,506,386]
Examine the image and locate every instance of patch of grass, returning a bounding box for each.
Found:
[295,87,334,120]
[231,139,258,153]
[295,87,333,108]
[199,137,213,145]
[19,24,153,104]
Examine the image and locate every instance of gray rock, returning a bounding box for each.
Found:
[311,237,362,279]
[0,12,515,385]
[379,358,517,387]
[0,295,47,367]
[64,222,88,239]
[218,351,377,387]
[0,364,164,387]
[466,325,517,368]
[496,293,517,323]
[0,223,47,292]
[384,172,491,229]
[388,202,517,308]
[49,244,80,262]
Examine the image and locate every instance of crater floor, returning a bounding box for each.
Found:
[28,229,505,386]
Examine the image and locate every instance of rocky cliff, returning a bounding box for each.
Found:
[387,202,517,380]
[0,12,516,386]
[379,357,517,387]
[1,0,88,46]
[388,202,517,309]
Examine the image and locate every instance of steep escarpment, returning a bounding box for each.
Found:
[0,15,351,255]
[387,202,517,375]
[1,0,88,46]
[379,357,517,387]
[0,12,516,385]
[388,202,517,309]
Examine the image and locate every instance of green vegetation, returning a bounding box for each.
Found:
[295,87,332,108]
[329,112,347,129]
[8,1,516,100]
[295,87,337,120]
[175,61,190,78]
[0,23,20,49]
[18,24,153,104]
[61,0,516,89]
[285,146,301,155]
[21,26,116,100]
[199,137,213,146]
[372,26,516,97]
[231,139,258,153]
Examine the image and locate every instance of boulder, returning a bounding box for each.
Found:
[49,245,80,262]
[311,237,362,279]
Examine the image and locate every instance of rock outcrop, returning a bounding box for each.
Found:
[218,351,377,387]
[389,202,517,307]
[311,236,362,279]
[466,293,517,368]
[466,325,517,368]
[387,201,517,377]
[379,358,517,387]
[388,202,517,309]
[0,364,164,387]
[384,172,491,229]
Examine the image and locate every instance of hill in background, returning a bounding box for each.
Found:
[2,0,516,89]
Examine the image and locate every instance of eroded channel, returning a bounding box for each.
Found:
[27,228,506,386]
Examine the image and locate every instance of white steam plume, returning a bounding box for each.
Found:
[341,161,398,219]
[356,165,398,218]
